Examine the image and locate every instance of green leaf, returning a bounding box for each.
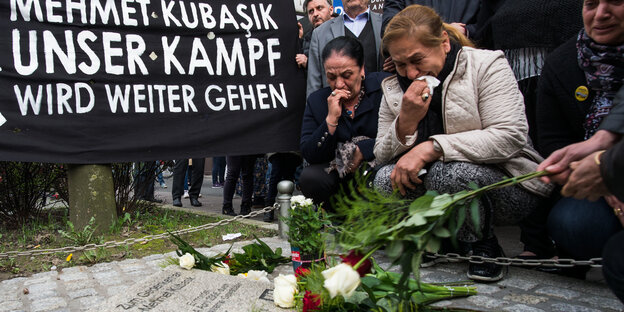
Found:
[408,194,435,214]
[405,214,426,226]
[422,208,445,217]
[432,226,451,238]
[455,204,466,235]
[386,240,404,259]
[430,193,453,209]
[468,181,479,190]
[411,252,421,279]
[425,238,441,253]
[469,199,481,235]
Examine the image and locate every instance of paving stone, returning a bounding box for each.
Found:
[503,294,549,305]
[0,300,23,312]
[550,302,602,312]
[535,286,581,300]
[498,277,538,291]
[58,272,88,282]
[502,304,546,312]
[31,271,59,280]
[75,295,104,310]
[24,277,54,287]
[0,277,27,287]
[92,270,121,286]
[429,300,453,307]
[30,297,67,312]
[0,287,19,301]
[466,295,507,309]
[577,294,624,311]
[421,274,463,284]
[119,263,146,273]
[25,281,57,293]
[433,265,464,274]
[27,289,59,301]
[60,266,88,274]
[89,262,116,273]
[475,284,502,295]
[67,288,98,300]
[142,254,165,261]
[63,280,96,291]
[106,285,129,297]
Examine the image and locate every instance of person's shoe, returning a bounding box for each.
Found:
[183,191,190,199]
[467,236,505,282]
[190,197,202,207]
[172,198,183,207]
[160,182,167,188]
[263,211,274,222]
[212,183,220,188]
[222,204,237,216]
[240,202,252,216]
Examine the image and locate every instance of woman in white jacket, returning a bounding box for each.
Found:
[373,5,551,282]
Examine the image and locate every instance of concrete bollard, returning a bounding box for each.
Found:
[276,180,294,239]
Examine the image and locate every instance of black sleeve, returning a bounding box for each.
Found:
[599,86,624,135]
[381,0,406,36]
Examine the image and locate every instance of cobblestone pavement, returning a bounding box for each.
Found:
[1,177,622,311]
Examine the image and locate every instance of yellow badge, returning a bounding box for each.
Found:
[575,86,589,101]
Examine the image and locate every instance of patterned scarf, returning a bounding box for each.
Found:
[577,30,624,139]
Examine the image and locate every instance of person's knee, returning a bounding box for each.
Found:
[299,165,335,200]
[373,165,394,194]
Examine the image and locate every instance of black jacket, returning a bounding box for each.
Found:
[300,72,391,164]
[536,36,594,157]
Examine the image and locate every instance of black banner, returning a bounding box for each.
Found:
[0,0,306,163]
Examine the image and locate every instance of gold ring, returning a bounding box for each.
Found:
[421,93,430,101]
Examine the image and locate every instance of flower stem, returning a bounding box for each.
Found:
[353,245,381,270]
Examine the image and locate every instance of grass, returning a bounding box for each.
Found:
[0,206,278,281]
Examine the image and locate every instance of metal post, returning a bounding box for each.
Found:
[276,180,294,239]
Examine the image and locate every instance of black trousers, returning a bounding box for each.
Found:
[172,159,205,200]
[603,230,624,303]
[223,155,257,207]
[298,163,353,211]
[134,162,157,200]
[266,153,302,206]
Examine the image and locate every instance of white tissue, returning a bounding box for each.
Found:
[416,76,441,95]
[222,233,242,241]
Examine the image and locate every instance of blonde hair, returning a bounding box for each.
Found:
[382,5,474,51]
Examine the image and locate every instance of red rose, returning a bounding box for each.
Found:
[302,291,321,311]
[223,255,231,265]
[340,250,372,277]
[295,266,311,279]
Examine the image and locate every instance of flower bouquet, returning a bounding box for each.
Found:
[281,195,330,270]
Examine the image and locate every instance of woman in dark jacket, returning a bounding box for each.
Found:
[299,36,390,210]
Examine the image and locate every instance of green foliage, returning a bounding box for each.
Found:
[58,216,98,245]
[109,212,133,234]
[79,247,109,264]
[281,197,330,256]
[169,232,230,271]
[228,236,290,275]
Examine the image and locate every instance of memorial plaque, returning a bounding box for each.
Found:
[92,266,295,312]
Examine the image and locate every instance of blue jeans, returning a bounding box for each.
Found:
[548,197,622,259]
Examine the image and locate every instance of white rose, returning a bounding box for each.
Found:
[210,262,230,275]
[273,274,298,308]
[304,198,314,206]
[237,270,270,283]
[179,253,195,270]
[322,263,360,298]
[290,195,307,209]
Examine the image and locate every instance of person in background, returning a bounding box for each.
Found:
[212,156,225,188]
[222,155,261,216]
[296,0,335,69]
[373,5,551,282]
[134,161,161,203]
[299,36,391,211]
[172,158,204,207]
[473,0,584,263]
[264,152,303,222]
[306,0,382,97]
[381,0,480,36]
[538,85,623,300]
[535,0,624,279]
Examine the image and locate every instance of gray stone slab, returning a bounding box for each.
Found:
[91,267,292,312]
[63,280,96,292]
[0,300,23,312]
[577,294,624,311]
[89,263,117,273]
[106,285,129,297]
[475,284,502,295]
[550,302,602,312]
[498,277,538,291]
[535,286,581,300]
[502,304,546,312]
[58,273,88,282]
[61,266,88,275]
[75,296,105,311]
[24,277,54,286]
[27,289,59,301]
[30,297,67,312]
[25,282,57,294]
[0,278,27,287]
[466,295,508,309]
[502,294,548,305]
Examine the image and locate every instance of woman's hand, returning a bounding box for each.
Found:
[326,89,350,133]
[346,146,364,174]
[561,151,609,200]
[391,140,442,196]
[396,80,430,142]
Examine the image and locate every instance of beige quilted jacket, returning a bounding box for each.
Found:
[374,47,553,197]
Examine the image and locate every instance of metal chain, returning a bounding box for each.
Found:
[425,252,602,268]
[0,205,279,259]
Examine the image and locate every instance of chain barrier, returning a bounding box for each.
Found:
[425,252,602,268]
[0,205,279,259]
